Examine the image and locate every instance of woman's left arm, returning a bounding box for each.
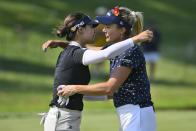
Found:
[58,66,132,98]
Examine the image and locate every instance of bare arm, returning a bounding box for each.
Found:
[58,66,132,97]
[42,40,103,51]
[42,40,69,51]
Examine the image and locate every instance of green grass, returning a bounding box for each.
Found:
[0,110,196,131]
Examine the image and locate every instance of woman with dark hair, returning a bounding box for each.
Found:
[57,7,157,131]
[42,12,153,131]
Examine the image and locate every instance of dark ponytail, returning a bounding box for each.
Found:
[56,13,85,41]
[56,25,69,38]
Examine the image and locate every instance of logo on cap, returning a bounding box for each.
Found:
[112,6,119,16]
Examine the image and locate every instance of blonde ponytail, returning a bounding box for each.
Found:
[131,12,143,36]
[118,7,143,38]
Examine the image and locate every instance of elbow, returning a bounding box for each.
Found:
[103,54,110,59]
[105,89,112,95]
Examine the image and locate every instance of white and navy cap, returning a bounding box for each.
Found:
[70,15,99,32]
[96,7,132,29]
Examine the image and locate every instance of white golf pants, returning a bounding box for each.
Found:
[116,104,157,131]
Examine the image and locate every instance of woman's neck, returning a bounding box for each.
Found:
[113,38,126,43]
[73,39,86,48]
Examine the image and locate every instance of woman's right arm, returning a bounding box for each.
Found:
[42,40,102,51]
[82,30,153,65]
[82,38,134,65]
[57,66,132,97]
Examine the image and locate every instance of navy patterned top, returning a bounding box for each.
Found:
[109,45,153,108]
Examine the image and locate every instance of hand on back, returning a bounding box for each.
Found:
[42,40,69,52]
[132,30,153,44]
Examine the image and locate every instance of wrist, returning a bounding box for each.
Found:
[131,36,139,44]
[129,38,135,47]
[74,85,79,94]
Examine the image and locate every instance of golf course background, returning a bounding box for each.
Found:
[0,0,196,130]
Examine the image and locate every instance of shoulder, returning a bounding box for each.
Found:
[63,45,85,54]
[118,45,145,62]
[124,45,142,56]
[59,45,83,60]
[66,45,81,50]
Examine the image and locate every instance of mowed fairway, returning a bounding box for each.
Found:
[0,110,196,131]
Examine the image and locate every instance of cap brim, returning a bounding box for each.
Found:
[96,16,114,25]
[88,20,99,27]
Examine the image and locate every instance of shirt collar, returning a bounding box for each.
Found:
[69,41,82,48]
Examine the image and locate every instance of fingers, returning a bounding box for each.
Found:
[146,30,153,42]
[57,85,66,96]
[147,30,153,36]
[57,90,69,98]
[62,92,69,98]
[42,40,52,52]
[57,85,64,91]
[148,33,153,40]
[148,31,153,38]
[133,30,153,43]
[57,85,74,98]
[42,43,47,52]
[142,30,153,41]
[57,90,63,96]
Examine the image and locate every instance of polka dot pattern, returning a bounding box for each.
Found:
[110,45,153,108]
